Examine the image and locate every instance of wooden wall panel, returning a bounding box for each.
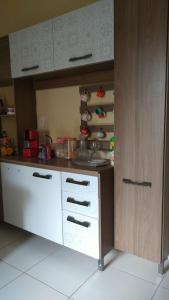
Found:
[14,78,37,153]
[162,18,169,260]
[0,36,11,83]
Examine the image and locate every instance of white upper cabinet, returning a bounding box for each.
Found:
[9,20,53,78]
[53,0,114,70]
[9,0,114,78]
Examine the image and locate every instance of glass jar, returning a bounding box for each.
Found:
[64,138,77,160]
[55,138,65,158]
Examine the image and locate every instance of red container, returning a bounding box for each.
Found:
[24,140,39,148]
[23,148,38,158]
[24,130,38,141]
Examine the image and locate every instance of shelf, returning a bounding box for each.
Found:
[88,139,111,151]
[80,103,114,114]
[34,61,114,90]
[80,81,114,142]
[87,124,114,133]
[79,82,114,94]
[0,114,15,117]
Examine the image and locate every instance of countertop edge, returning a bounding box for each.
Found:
[0,156,114,176]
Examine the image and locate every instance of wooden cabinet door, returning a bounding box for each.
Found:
[53,0,114,71]
[0,36,11,82]
[114,0,168,262]
[9,20,53,78]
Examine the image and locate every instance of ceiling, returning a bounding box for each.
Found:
[0,0,97,37]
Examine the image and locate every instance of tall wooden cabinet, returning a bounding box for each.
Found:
[114,0,169,268]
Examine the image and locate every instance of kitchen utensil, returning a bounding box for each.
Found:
[81,109,92,122]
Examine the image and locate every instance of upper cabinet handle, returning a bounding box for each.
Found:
[69,53,92,62]
[123,178,152,187]
[21,65,39,72]
[33,172,52,180]
[66,177,90,186]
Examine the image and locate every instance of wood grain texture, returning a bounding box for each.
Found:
[81,103,114,114]
[0,156,113,176]
[162,20,169,260]
[0,168,3,222]
[33,61,114,90]
[99,168,114,257]
[79,82,113,94]
[88,124,114,133]
[13,78,37,153]
[114,0,168,262]
[0,36,11,83]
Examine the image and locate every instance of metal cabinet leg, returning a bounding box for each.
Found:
[158,261,164,275]
[98,258,105,271]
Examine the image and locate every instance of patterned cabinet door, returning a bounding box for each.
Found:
[9,20,53,78]
[53,0,114,70]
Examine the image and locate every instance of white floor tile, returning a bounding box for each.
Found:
[27,246,97,297]
[0,260,21,288]
[0,223,26,249]
[0,235,59,271]
[104,248,120,265]
[110,252,162,285]
[72,265,156,300]
[161,269,169,289]
[153,287,169,300]
[0,274,67,300]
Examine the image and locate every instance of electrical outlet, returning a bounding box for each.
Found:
[38,116,45,129]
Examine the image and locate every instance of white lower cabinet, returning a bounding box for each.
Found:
[1,163,100,260]
[62,190,98,219]
[61,171,99,259]
[63,210,99,259]
[1,163,32,232]
[27,167,62,244]
[1,163,63,245]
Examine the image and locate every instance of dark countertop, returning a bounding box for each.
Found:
[0,156,114,176]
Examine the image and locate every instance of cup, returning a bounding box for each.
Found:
[81,110,92,122]
[7,107,15,115]
[80,127,90,137]
[80,89,90,102]
[96,128,106,139]
[95,107,106,118]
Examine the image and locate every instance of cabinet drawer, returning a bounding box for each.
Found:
[62,172,98,194]
[63,210,99,258]
[62,190,98,218]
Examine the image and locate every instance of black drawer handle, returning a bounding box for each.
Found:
[123,178,152,187]
[33,172,52,180]
[67,197,90,207]
[67,216,90,228]
[66,178,90,186]
[21,65,39,72]
[69,53,92,62]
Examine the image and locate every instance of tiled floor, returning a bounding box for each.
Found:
[0,224,169,299]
